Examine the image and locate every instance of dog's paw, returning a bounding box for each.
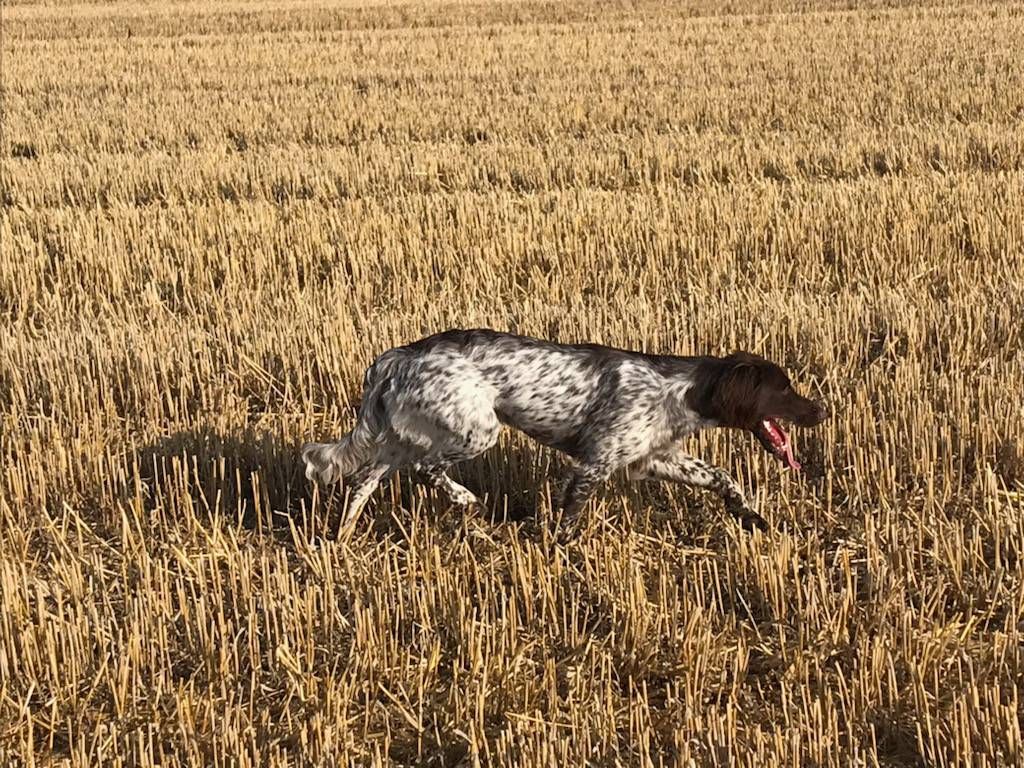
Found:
[739,510,769,534]
[457,498,491,522]
[723,496,768,534]
[551,509,585,544]
[448,487,481,508]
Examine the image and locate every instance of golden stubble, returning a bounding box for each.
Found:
[1,0,1022,765]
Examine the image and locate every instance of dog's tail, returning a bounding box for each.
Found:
[302,351,403,484]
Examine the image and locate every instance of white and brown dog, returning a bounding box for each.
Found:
[303,329,827,532]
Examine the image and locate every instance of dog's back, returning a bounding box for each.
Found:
[395,329,697,455]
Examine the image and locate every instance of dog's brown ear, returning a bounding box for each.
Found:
[710,360,763,428]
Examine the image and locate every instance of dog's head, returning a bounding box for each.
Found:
[689,352,827,470]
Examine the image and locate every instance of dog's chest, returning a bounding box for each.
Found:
[671,410,709,440]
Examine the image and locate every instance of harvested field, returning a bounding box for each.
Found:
[1,0,1023,764]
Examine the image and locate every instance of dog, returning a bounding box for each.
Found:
[302,329,827,532]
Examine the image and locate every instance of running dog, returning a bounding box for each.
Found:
[303,329,827,532]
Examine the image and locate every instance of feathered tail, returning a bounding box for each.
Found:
[302,351,402,484]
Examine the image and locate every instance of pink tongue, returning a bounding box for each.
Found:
[764,419,801,471]
[780,437,800,471]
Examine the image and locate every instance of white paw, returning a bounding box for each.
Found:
[450,488,479,507]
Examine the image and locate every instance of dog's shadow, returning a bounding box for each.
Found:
[135,428,554,541]
[447,437,557,524]
[136,427,313,539]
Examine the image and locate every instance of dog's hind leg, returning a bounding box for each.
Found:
[393,398,500,510]
[337,462,391,533]
[412,418,501,509]
[416,462,480,508]
[335,435,448,534]
[628,454,767,532]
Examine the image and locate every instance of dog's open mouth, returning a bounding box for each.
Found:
[755,418,801,471]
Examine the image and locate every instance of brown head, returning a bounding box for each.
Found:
[687,352,828,470]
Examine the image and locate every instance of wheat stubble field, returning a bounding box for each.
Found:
[2,0,1024,765]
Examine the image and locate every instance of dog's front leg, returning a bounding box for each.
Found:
[629,455,768,532]
[557,463,612,525]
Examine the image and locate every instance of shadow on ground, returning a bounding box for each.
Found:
[136,426,311,538]
[134,428,559,540]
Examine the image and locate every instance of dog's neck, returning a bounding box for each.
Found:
[665,375,720,439]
